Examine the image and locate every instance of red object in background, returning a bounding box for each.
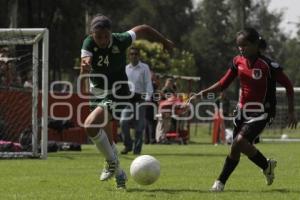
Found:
[212,111,225,144]
[0,90,91,144]
[46,92,90,144]
[159,96,190,144]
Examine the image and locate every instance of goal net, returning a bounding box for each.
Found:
[263,87,300,141]
[0,28,49,158]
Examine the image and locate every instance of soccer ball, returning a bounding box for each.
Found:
[130,155,160,185]
[281,134,289,140]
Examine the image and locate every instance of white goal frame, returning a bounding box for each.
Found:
[0,28,49,159]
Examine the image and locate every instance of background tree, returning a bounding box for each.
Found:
[183,0,233,85]
[281,38,300,85]
[120,0,195,47]
[132,40,196,75]
[1,0,299,88]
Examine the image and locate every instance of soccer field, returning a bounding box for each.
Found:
[1,130,300,200]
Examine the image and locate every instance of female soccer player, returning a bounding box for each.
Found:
[190,27,297,192]
[80,14,173,189]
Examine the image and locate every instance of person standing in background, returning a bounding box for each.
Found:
[120,47,153,155]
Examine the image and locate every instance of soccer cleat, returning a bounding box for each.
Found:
[210,180,225,192]
[120,147,132,155]
[115,169,127,189]
[263,159,277,185]
[100,158,119,181]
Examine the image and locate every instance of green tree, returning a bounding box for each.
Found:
[281,39,300,86]
[132,40,196,76]
[183,0,234,85]
[120,0,195,47]
[246,0,286,60]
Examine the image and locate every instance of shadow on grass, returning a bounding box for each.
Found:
[126,187,300,194]
[223,188,300,194]
[121,152,227,161]
[151,152,227,157]
[261,188,300,194]
[48,152,99,159]
[126,188,211,194]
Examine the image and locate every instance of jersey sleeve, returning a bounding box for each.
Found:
[276,70,294,97]
[229,56,239,73]
[218,58,238,90]
[113,32,135,50]
[81,36,93,58]
[218,68,237,91]
[270,60,283,72]
[261,55,283,72]
[266,56,293,97]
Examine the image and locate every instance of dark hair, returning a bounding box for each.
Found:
[129,46,140,51]
[259,38,267,51]
[90,14,112,32]
[237,27,267,50]
[129,46,140,53]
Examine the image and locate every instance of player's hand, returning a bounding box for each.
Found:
[180,91,203,114]
[186,91,203,105]
[81,59,91,74]
[287,111,297,129]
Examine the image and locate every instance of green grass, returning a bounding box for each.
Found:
[1,125,300,200]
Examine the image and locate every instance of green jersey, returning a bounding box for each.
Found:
[81,32,133,90]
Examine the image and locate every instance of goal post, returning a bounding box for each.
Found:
[0,28,49,159]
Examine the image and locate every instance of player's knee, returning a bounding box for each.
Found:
[235,134,247,145]
[83,117,93,133]
[83,115,104,130]
[83,118,103,138]
[232,135,245,150]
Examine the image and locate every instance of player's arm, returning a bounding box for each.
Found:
[80,56,92,94]
[192,68,236,100]
[130,25,174,51]
[81,56,92,74]
[276,70,297,128]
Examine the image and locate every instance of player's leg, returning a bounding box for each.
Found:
[240,119,277,186]
[84,106,118,181]
[133,104,146,154]
[211,139,241,191]
[120,106,134,154]
[233,133,277,185]
[211,119,241,192]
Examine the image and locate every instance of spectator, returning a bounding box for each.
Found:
[120,47,153,155]
[161,77,176,100]
[144,71,159,144]
[155,77,178,143]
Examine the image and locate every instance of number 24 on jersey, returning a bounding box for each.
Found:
[97,55,109,67]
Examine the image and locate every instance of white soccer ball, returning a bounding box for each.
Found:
[130,155,160,185]
[281,134,289,140]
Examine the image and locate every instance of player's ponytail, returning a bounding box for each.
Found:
[259,36,267,51]
[237,27,267,50]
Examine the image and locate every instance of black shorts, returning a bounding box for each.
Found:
[232,111,270,143]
